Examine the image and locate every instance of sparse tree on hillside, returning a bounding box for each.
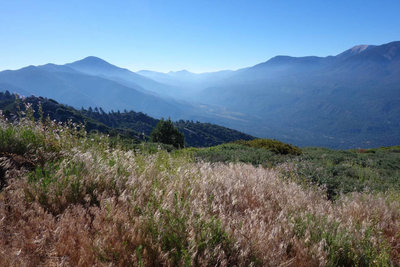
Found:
[150,118,185,148]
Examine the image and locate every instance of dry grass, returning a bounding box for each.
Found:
[1,117,400,266]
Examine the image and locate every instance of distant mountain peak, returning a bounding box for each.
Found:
[337,44,376,58]
[350,45,372,53]
[82,56,107,62]
[65,56,128,75]
[70,56,112,67]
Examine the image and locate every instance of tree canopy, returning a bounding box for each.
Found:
[150,118,185,148]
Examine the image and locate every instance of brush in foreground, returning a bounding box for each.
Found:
[0,118,399,266]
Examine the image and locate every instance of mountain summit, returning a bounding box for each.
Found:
[337,44,376,58]
[66,56,129,75]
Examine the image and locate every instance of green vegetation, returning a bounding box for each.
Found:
[174,120,253,147]
[0,91,254,147]
[1,95,400,266]
[150,118,185,148]
[189,143,400,199]
[187,143,292,168]
[185,139,301,168]
[290,147,400,198]
[234,138,302,155]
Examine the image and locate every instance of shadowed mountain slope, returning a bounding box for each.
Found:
[0,91,254,147]
[195,41,400,148]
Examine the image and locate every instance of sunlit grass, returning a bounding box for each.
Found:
[1,114,400,266]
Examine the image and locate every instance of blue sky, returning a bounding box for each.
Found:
[1,0,399,73]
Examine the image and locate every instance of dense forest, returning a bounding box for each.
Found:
[0,91,254,147]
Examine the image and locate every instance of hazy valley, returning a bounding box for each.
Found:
[1,41,399,148]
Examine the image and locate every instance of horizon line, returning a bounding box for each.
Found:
[1,40,396,74]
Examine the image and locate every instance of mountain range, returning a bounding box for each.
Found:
[0,41,399,148]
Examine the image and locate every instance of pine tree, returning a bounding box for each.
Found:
[150,118,185,148]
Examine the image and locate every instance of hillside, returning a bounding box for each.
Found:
[194,41,400,148]
[0,91,254,147]
[0,41,399,148]
[1,115,400,265]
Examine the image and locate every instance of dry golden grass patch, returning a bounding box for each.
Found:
[0,146,399,266]
[1,117,399,266]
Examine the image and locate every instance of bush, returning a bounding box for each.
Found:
[0,123,45,156]
[189,143,291,167]
[234,138,302,155]
[280,147,400,199]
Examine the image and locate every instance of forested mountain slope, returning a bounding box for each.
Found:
[0,91,254,147]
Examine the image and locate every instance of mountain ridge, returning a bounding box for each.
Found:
[194,41,400,148]
[1,40,399,148]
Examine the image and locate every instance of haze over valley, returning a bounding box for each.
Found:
[1,41,399,148]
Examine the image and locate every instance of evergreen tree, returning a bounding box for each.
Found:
[150,118,185,148]
[4,90,11,99]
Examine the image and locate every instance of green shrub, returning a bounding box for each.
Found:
[292,212,391,266]
[26,160,99,215]
[234,138,302,155]
[0,124,45,156]
[133,142,176,154]
[188,143,297,168]
[282,147,400,199]
[150,118,185,149]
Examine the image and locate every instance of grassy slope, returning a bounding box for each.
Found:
[190,144,400,199]
[1,116,400,266]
